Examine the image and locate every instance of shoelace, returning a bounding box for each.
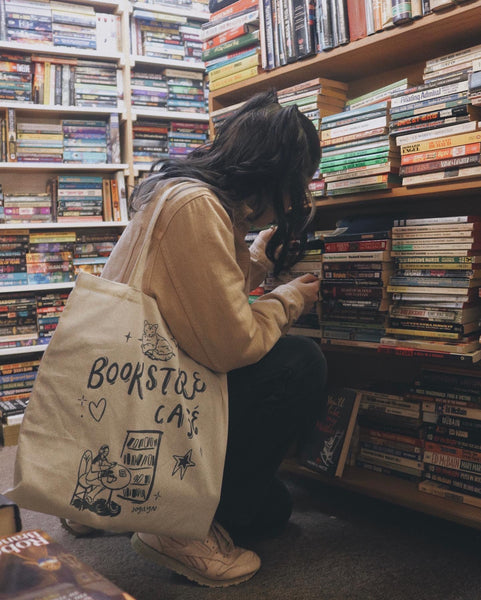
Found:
[208,521,234,554]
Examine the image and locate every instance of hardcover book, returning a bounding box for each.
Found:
[300,387,362,477]
[0,529,136,600]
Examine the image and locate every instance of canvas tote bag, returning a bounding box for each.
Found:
[6,182,228,540]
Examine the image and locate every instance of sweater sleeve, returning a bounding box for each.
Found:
[144,193,305,373]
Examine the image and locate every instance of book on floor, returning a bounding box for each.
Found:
[0,494,21,537]
[0,529,136,600]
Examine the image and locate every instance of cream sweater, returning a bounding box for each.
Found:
[101,179,304,373]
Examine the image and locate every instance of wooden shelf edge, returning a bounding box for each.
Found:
[282,460,481,530]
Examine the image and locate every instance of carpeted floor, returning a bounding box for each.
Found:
[3,443,481,600]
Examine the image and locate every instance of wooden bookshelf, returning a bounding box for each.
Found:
[208,0,481,528]
[282,460,481,530]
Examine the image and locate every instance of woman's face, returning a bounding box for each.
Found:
[249,193,291,228]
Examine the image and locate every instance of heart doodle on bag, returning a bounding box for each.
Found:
[89,398,106,422]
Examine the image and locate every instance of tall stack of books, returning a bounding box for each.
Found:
[74,60,120,108]
[391,45,481,187]
[4,0,52,45]
[165,67,207,113]
[0,358,40,443]
[16,121,63,163]
[26,230,75,284]
[132,8,204,65]
[202,0,261,91]
[319,217,393,347]
[3,193,53,223]
[62,119,108,164]
[417,366,481,509]
[0,53,32,102]
[0,230,29,286]
[72,228,119,276]
[35,291,69,344]
[132,120,170,170]
[379,215,481,364]
[278,77,347,198]
[55,174,105,221]
[168,120,209,156]
[320,101,401,196]
[0,293,38,348]
[51,1,97,50]
[355,385,424,482]
[131,70,168,109]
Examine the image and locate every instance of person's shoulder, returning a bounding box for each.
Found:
[161,178,228,218]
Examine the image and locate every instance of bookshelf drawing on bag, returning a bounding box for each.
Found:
[208,1,481,530]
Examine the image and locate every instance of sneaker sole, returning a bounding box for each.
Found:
[131,533,259,588]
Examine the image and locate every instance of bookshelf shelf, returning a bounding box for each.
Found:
[0,163,129,172]
[131,108,209,122]
[0,42,122,62]
[282,461,481,530]
[131,1,208,20]
[0,102,124,115]
[0,344,49,357]
[130,55,206,70]
[0,222,129,229]
[0,282,75,295]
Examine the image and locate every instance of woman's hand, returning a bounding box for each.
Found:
[249,225,277,258]
[290,273,320,314]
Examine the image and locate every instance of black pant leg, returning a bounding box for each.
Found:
[215,335,328,532]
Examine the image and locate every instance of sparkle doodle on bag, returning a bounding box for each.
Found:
[140,320,175,361]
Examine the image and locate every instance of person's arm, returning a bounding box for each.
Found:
[144,193,307,373]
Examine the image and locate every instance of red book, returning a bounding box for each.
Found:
[346,0,367,41]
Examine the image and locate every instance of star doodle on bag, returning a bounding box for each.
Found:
[171,449,196,480]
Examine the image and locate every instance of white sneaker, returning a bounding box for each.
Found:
[131,521,261,588]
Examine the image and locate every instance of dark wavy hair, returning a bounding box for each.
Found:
[129,89,320,275]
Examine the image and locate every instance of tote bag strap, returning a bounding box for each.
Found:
[128,179,198,290]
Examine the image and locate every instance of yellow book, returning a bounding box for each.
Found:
[401,130,481,155]
[209,65,259,92]
[208,52,259,84]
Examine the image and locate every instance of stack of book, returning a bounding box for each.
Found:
[131,70,168,109]
[132,120,170,170]
[0,358,40,444]
[320,101,401,196]
[0,293,38,348]
[0,53,32,102]
[51,1,97,50]
[315,0,349,53]
[132,8,204,65]
[35,290,69,342]
[26,230,75,284]
[391,46,481,187]
[355,385,424,482]
[168,120,209,156]
[3,193,53,224]
[62,119,108,164]
[165,67,207,113]
[0,230,29,286]
[319,217,393,347]
[202,0,261,91]
[72,228,119,276]
[4,0,52,45]
[278,77,348,126]
[380,215,481,364]
[32,54,77,105]
[417,366,481,509]
[16,121,63,163]
[74,59,120,108]
[55,174,105,221]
